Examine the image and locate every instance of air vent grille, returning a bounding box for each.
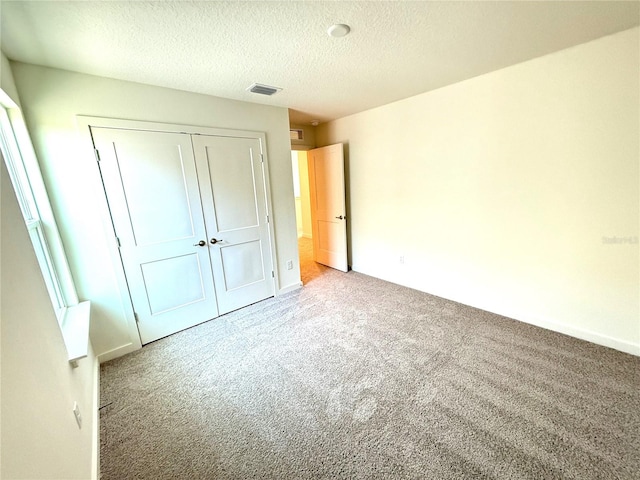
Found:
[290,129,304,141]
[247,83,282,96]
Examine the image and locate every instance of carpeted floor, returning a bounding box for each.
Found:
[100,237,640,479]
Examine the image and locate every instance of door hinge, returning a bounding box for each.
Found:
[260,154,264,163]
[94,149,101,162]
[271,271,275,278]
[266,215,269,223]
[133,312,139,323]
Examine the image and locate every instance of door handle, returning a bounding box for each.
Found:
[335,215,345,220]
[210,238,223,244]
[193,240,206,247]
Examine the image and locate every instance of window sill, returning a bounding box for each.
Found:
[60,301,91,367]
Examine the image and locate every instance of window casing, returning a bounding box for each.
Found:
[0,106,75,321]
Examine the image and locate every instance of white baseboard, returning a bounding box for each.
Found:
[351,263,639,357]
[513,313,640,356]
[278,282,303,295]
[450,289,640,356]
[91,355,100,480]
[97,342,139,363]
[457,300,640,357]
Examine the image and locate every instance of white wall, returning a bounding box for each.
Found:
[10,63,301,359]
[1,158,98,479]
[1,53,19,105]
[317,28,640,355]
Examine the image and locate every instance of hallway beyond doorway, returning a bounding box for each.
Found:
[298,236,328,285]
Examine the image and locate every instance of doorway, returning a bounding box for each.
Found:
[291,150,318,284]
[291,150,312,241]
[291,144,348,283]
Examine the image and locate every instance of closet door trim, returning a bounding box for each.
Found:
[77,116,279,350]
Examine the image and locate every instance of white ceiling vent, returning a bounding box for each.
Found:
[247,83,282,96]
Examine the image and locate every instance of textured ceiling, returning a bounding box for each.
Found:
[1,1,638,125]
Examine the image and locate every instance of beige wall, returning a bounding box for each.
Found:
[11,63,301,359]
[317,28,639,354]
[294,196,303,236]
[297,151,312,238]
[1,158,98,479]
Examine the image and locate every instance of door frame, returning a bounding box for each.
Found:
[76,116,279,358]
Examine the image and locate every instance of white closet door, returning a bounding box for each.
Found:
[92,127,219,344]
[192,134,275,314]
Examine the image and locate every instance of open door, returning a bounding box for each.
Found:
[307,143,348,272]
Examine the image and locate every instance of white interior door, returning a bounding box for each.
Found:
[91,127,219,344]
[308,143,348,272]
[192,134,275,314]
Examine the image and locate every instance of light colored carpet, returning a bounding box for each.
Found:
[100,237,640,479]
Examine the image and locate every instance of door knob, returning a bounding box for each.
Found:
[210,238,223,244]
[193,240,206,247]
[335,215,345,220]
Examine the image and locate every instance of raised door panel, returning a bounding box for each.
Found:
[114,141,196,246]
[140,253,207,314]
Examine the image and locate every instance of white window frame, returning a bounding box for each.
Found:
[0,106,76,319]
[0,98,89,364]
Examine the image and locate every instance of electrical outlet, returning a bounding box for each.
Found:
[286,260,294,270]
[73,402,82,429]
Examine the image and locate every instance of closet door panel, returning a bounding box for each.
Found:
[193,134,275,314]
